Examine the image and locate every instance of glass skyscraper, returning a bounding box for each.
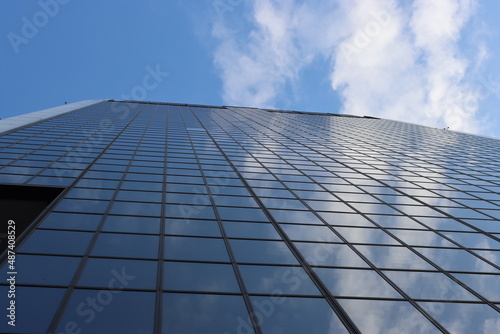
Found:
[0,100,499,333]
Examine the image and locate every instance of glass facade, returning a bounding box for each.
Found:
[0,100,499,333]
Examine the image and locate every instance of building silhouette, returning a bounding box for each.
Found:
[0,100,499,333]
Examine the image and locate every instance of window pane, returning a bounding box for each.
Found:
[109,201,162,217]
[54,199,108,214]
[418,302,500,334]
[66,188,115,200]
[166,204,216,220]
[269,210,323,225]
[165,192,210,204]
[384,271,478,301]
[18,230,93,256]
[164,236,230,262]
[223,222,281,240]
[164,262,240,292]
[209,186,251,196]
[229,239,298,265]
[335,227,400,245]
[121,181,163,191]
[239,265,320,295]
[415,248,498,272]
[354,245,434,270]
[453,273,500,301]
[389,230,456,247]
[165,219,221,237]
[102,215,160,234]
[39,212,102,231]
[217,207,268,222]
[78,258,157,289]
[253,188,295,198]
[315,268,400,298]
[92,233,159,259]
[368,215,424,229]
[317,212,374,227]
[0,286,65,334]
[338,299,440,334]
[294,242,369,267]
[441,232,500,249]
[115,190,162,203]
[250,296,348,334]
[261,198,308,210]
[213,195,259,207]
[163,293,253,334]
[56,290,155,333]
[0,254,79,286]
[305,200,355,213]
[281,224,342,242]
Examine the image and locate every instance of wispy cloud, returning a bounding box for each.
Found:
[212,0,309,107]
[211,0,491,134]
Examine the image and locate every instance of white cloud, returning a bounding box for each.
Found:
[211,0,488,134]
[212,0,304,107]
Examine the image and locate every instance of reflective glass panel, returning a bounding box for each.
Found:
[315,268,400,298]
[250,296,348,334]
[338,299,440,334]
[335,227,400,245]
[164,236,230,262]
[415,247,498,272]
[164,262,240,292]
[294,242,369,267]
[269,209,323,225]
[239,265,320,295]
[115,190,162,203]
[0,286,65,334]
[102,215,160,234]
[223,221,281,240]
[163,293,253,334]
[165,219,221,237]
[355,245,434,270]
[383,271,479,301]
[217,207,268,222]
[281,224,342,242]
[56,290,155,333]
[305,200,355,212]
[0,254,79,286]
[92,233,159,259]
[319,212,374,227]
[18,230,93,256]
[441,232,500,249]
[452,273,500,301]
[367,215,424,229]
[78,258,157,289]
[389,230,457,247]
[165,204,216,220]
[54,199,108,214]
[109,201,162,217]
[39,212,102,231]
[229,239,299,264]
[418,302,500,334]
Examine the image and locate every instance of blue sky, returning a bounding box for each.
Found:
[1,0,500,138]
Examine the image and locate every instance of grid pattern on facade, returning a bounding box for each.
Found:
[0,101,499,333]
